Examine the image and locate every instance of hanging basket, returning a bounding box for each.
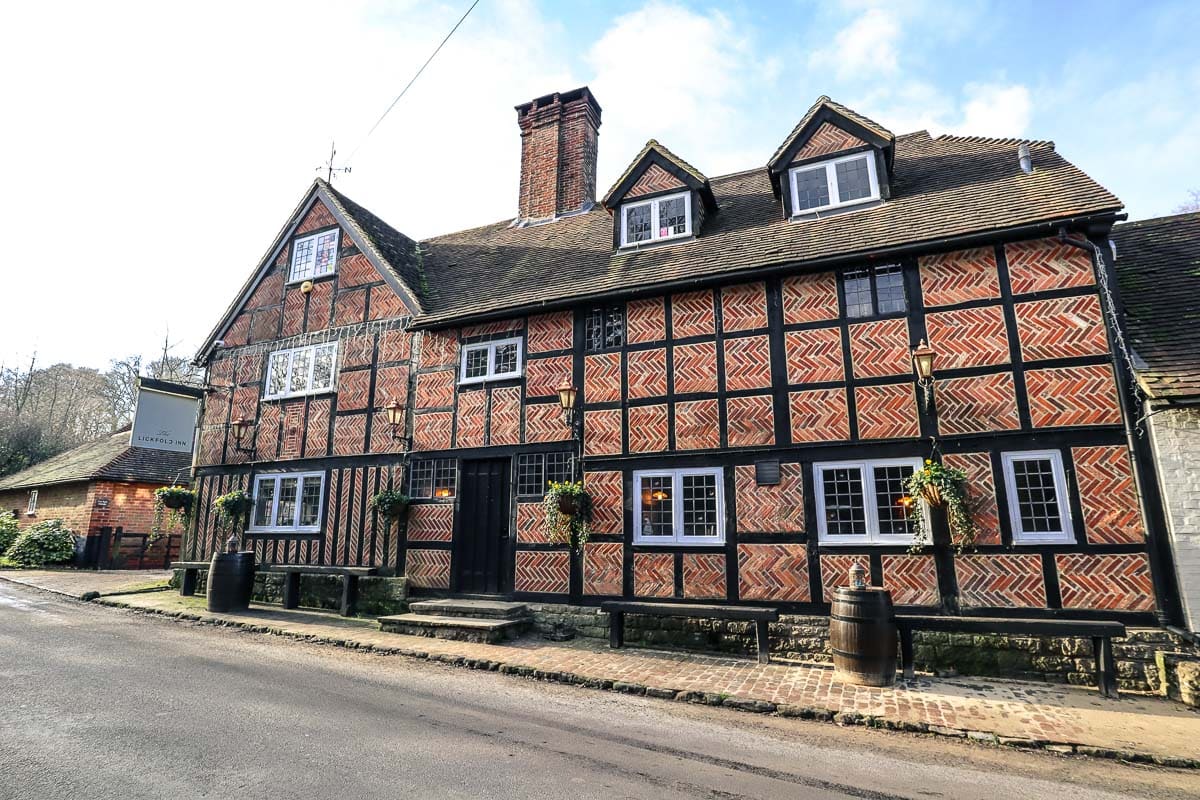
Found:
[161,493,191,511]
[920,484,944,507]
[557,495,579,516]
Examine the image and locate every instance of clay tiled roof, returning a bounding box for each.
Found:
[0,431,191,492]
[1112,212,1200,400]
[415,132,1122,325]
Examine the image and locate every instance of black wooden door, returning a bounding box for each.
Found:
[453,458,512,595]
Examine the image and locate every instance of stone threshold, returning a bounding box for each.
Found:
[74,590,1199,771]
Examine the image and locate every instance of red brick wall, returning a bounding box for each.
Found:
[517,90,600,220]
[0,482,93,534]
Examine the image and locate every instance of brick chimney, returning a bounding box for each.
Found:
[515,87,602,222]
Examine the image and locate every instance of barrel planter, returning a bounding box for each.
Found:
[830,587,898,687]
[206,551,256,613]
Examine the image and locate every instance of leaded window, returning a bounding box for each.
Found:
[814,459,921,544]
[633,467,724,544]
[620,191,692,247]
[409,458,458,499]
[1001,451,1072,544]
[289,229,339,282]
[516,452,574,497]
[250,472,325,532]
[842,264,906,318]
[264,342,338,400]
[787,151,880,216]
[585,306,625,352]
[459,337,523,384]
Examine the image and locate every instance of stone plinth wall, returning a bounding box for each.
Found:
[170,569,409,617]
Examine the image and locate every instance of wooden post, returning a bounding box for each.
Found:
[283,571,301,610]
[340,574,359,617]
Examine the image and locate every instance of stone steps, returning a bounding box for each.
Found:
[408,598,529,620]
[380,599,532,643]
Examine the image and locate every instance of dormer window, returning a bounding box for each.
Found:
[620,191,692,247]
[289,229,339,283]
[788,152,879,217]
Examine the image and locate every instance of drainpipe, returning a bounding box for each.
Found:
[1057,227,1183,626]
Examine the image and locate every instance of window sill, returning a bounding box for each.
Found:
[458,373,523,387]
[262,388,336,402]
[817,538,916,547]
[1012,535,1075,546]
[632,540,726,548]
[285,273,337,287]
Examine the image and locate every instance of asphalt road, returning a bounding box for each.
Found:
[0,581,1195,800]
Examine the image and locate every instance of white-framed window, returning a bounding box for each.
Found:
[633,467,724,545]
[620,191,692,247]
[788,151,879,217]
[814,458,922,545]
[26,490,38,516]
[249,471,325,532]
[288,229,339,283]
[1001,450,1073,544]
[264,342,338,400]
[458,337,523,385]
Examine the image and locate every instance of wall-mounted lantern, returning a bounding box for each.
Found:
[557,382,579,428]
[230,416,255,454]
[911,339,938,410]
[383,398,408,447]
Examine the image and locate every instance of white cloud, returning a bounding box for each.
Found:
[853,81,1033,139]
[808,8,900,80]
[957,84,1032,138]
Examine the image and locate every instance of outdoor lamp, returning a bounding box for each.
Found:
[557,382,579,427]
[230,416,255,454]
[384,398,405,441]
[911,339,937,410]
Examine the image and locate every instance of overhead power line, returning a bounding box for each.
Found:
[344,0,482,166]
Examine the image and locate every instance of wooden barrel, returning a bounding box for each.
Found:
[206,551,255,613]
[830,587,898,686]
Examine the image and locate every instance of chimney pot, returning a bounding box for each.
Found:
[516,87,602,222]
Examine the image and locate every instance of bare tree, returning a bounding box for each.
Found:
[1175,189,1200,214]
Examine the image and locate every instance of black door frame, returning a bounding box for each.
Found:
[451,456,514,595]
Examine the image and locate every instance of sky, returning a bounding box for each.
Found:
[1,0,1197,371]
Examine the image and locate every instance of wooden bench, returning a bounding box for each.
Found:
[262,565,377,617]
[896,615,1127,698]
[172,561,210,598]
[601,601,780,664]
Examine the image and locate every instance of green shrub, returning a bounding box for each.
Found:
[0,512,18,555]
[4,519,77,567]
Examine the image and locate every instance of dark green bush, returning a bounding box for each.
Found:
[0,512,18,555]
[4,519,77,567]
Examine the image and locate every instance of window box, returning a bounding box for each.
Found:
[264,342,338,400]
[459,337,523,385]
[288,229,339,283]
[788,151,880,217]
[620,192,692,247]
[633,467,724,545]
[814,458,922,545]
[249,472,325,533]
[1001,450,1073,544]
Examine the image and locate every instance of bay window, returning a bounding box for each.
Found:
[633,467,724,545]
[250,471,325,532]
[814,458,921,544]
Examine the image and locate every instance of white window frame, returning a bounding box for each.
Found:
[458,337,523,385]
[788,151,880,217]
[249,471,325,533]
[814,457,922,545]
[287,228,340,283]
[1001,450,1074,544]
[26,490,37,516]
[263,342,339,401]
[632,466,725,546]
[619,191,693,247]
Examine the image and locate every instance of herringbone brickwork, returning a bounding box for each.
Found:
[280,401,304,459]
[524,402,572,443]
[235,352,262,385]
[231,386,258,420]
[820,554,869,602]
[527,311,573,353]
[1015,294,1109,362]
[1025,365,1121,428]
[880,555,939,606]
[1072,445,1145,545]
[785,327,844,385]
[734,463,804,533]
[849,317,911,379]
[256,403,280,459]
[793,122,868,159]
[525,355,573,398]
[305,398,330,458]
[375,365,408,405]
[738,544,810,602]
[918,247,1001,306]
[855,383,919,440]
[368,285,406,320]
[627,404,669,453]
[674,399,720,450]
[282,290,305,337]
[406,548,450,589]
[408,503,454,542]
[1005,238,1095,295]
[634,553,675,598]
[378,328,411,364]
[454,390,486,448]
[789,388,850,442]
[584,409,623,456]
[461,318,522,339]
[725,394,775,447]
[224,314,250,348]
[627,297,666,344]
[935,372,1020,435]
[197,426,224,466]
[924,305,1011,369]
[672,290,716,339]
[335,335,371,370]
[515,502,546,544]
[415,370,454,409]
[956,554,1046,608]
[250,308,281,344]
[489,386,522,446]
[306,281,335,332]
[781,272,840,324]
[1056,553,1154,611]
[941,452,1001,545]
[626,347,668,399]
[723,335,773,391]
[296,200,335,234]
[583,542,624,596]
[337,369,372,411]
[419,329,458,368]
[412,411,452,451]
[721,282,769,332]
[333,413,367,456]
[370,409,406,454]
[585,471,624,534]
[626,163,686,198]
[584,352,622,403]
[515,551,571,594]
[337,252,378,287]
[247,270,284,310]
[334,288,367,327]
[673,341,719,395]
[683,553,726,600]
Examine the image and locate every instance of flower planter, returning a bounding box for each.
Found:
[920,485,944,507]
[161,494,192,511]
[557,495,579,516]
